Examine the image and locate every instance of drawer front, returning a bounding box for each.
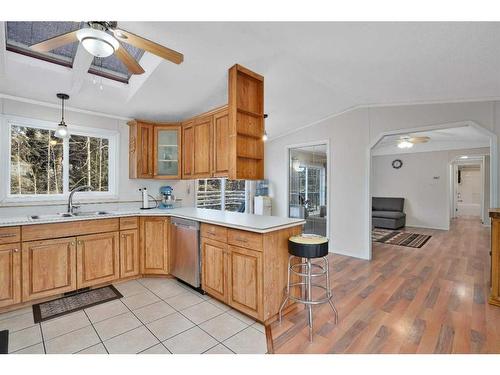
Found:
[22,218,119,242]
[0,227,21,245]
[201,224,227,243]
[120,216,138,230]
[228,229,263,251]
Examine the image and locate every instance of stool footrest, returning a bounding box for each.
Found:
[285,282,333,305]
[290,262,327,278]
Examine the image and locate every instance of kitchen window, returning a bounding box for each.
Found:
[196,178,247,212]
[5,116,117,200]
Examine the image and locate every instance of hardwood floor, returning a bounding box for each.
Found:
[267,217,500,353]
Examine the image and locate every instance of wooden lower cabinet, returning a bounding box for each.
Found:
[120,229,140,278]
[22,237,77,302]
[140,217,169,275]
[0,243,21,308]
[201,238,228,303]
[228,245,263,320]
[77,232,120,289]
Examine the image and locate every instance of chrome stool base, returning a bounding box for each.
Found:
[278,256,338,342]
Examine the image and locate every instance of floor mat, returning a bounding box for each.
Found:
[0,330,8,354]
[32,285,123,323]
[373,229,431,248]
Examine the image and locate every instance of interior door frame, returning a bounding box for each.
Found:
[285,139,330,246]
[368,120,498,260]
[450,159,485,222]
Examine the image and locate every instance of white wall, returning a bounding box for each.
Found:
[372,151,450,230]
[266,100,499,260]
[0,98,195,217]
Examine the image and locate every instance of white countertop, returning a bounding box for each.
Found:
[0,207,305,234]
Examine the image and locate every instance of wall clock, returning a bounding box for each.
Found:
[392,159,403,169]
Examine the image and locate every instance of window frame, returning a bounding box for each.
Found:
[2,115,119,203]
[195,178,249,213]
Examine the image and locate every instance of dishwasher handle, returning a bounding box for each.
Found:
[173,222,197,230]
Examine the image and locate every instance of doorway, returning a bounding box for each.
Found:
[456,165,481,217]
[287,143,328,237]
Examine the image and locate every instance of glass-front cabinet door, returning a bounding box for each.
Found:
[154,125,182,179]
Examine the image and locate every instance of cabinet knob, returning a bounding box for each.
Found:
[13,248,19,253]
[71,242,76,246]
[121,234,125,238]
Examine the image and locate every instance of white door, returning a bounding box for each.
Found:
[456,167,481,217]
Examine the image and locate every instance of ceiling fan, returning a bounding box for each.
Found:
[397,135,430,149]
[29,21,183,75]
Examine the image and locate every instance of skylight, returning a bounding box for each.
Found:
[5,21,145,83]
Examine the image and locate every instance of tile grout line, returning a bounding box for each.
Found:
[141,278,265,353]
[82,309,109,354]
[140,280,229,352]
[38,323,47,354]
[118,295,172,353]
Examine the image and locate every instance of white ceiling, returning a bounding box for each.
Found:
[371,125,491,155]
[2,22,500,138]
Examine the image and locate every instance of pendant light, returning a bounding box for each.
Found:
[54,93,70,139]
[262,114,268,141]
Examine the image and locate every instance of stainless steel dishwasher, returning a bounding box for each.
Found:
[170,217,201,289]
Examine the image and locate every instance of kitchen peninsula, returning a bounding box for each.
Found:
[0,208,304,323]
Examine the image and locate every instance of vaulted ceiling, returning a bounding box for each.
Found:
[1,22,500,138]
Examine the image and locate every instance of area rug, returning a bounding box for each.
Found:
[32,285,123,323]
[0,330,8,354]
[372,228,431,248]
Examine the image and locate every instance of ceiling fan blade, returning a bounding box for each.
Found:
[114,43,145,75]
[30,30,79,52]
[409,136,430,144]
[112,28,183,64]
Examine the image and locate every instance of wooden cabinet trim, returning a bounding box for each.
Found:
[201,237,228,303]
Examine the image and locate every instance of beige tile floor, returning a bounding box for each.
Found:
[0,278,267,354]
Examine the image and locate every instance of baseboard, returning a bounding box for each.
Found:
[405,224,449,231]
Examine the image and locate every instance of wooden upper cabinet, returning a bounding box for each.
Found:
[129,121,154,179]
[153,124,182,179]
[76,232,120,289]
[193,115,213,178]
[22,237,77,302]
[213,109,230,177]
[128,64,264,181]
[228,64,265,180]
[182,121,194,179]
[140,217,169,275]
[0,243,21,308]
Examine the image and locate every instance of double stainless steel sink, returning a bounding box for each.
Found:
[30,211,110,220]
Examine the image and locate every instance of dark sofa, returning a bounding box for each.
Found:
[372,197,406,229]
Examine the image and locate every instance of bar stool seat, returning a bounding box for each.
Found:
[279,234,338,342]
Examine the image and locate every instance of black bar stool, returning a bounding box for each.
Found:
[278,234,338,341]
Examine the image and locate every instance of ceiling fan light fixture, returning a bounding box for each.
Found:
[76,28,119,58]
[397,140,414,149]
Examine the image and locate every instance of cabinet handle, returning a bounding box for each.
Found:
[121,234,125,238]
[13,248,19,253]
[0,233,17,238]
[235,237,248,243]
[71,242,76,246]
[78,241,82,245]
